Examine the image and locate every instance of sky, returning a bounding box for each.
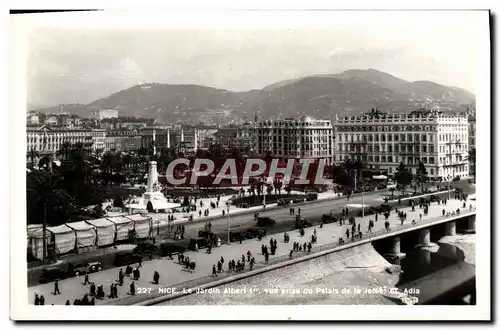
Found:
[20,10,488,107]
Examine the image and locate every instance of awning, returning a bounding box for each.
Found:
[86,218,114,228]
[47,224,73,234]
[107,216,132,225]
[66,221,95,231]
[125,214,152,222]
[373,175,388,180]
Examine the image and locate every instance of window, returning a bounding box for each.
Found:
[395,135,399,141]
[388,156,393,162]
[388,134,392,142]
[400,134,405,142]
[388,145,393,152]
[430,169,434,175]
[381,156,386,162]
[430,157,435,164]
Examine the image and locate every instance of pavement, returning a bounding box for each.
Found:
[28,192,475,305]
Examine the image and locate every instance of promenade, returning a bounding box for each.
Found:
[28,194,474,305]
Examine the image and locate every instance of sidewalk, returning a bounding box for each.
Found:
[28,195,473,305]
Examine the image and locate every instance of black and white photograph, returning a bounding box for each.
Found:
[8,6,491,321]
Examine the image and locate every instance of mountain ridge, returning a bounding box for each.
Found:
[31,69,475,124]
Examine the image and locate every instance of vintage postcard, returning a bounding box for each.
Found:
[9,8,491,321]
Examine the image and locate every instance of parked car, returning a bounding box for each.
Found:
[321,214,338,224]
[39,266,69,284]
[198,230,210,238]
[379,203,392,213]
[68,261,103,277]
[113,252,142,267]
[133,241,158,255]
[295,216,312,229]
[246,228,266,238]
[189,237,210,250]
[293,198,305,204]
[159,243,186,256]
[306,193,318,201]
[256,217,276,227]
[230,231,247,242]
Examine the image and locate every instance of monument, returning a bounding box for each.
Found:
[126,130,181,212]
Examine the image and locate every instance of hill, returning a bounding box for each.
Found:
[33,69,475,124]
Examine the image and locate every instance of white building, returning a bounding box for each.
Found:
[334,109,469,179]
[26,126,107,157]
[94,109,119,120]
[255,116,334,164]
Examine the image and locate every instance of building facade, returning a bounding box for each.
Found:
[94,109,119,120]
[104,130,142,152]
[26,126,107,158]
[334,109,469,179]
[468,115,476,177]
[255,116,334,164]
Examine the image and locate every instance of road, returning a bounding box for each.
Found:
[27,180,473,286]
[27,191,474,305]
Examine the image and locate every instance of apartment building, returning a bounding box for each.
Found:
[255,116,334,164]
[334,109,469,179]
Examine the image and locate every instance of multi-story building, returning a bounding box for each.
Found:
[26,126,107,162]
[94,109,119,120]
[104,130,142,152]
[468,114,476,177]
[334,108,469,179]
[255,116,334,164]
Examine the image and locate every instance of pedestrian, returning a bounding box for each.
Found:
[39,295,45,305]
[375,213,378,222]
[84,274,90,285]
[195,243,199,252]
[239,236,243,244]
[265,252,269,264]
[90,298,95,305]
[320,222,323,229]
[34,294,40,305]
[54,280,61,295]
[138,257,142,268]
[346,228,350,239]
[130,281,136,295]
[220,256,225,265]
[153,271,160,285]
[90,282,96,296]
[357,223,360,232]
[217,261,222,273]
[250,257,255,270]
[65,300,70,306]
[289,250,293,259]
[419,213,422,220]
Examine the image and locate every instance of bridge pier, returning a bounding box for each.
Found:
[419,228,438,249]
[444,221,456,236]
[387,236,406,259]
[465,215,476,234]
[420,248,432,265]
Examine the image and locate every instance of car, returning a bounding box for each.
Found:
[321,214,338,224]
[293,198,305,204]
[306,193,318,201]
[68,261,103,277]
[230,231,247,242]
[295,216,312,229]
[189,237,210,250]
[132,241,158,255]
[256,217,276,227]
[39,266,69,284]
[159,243,186,256]
[246,227,266,238]
[379,203,392,213]
[113,252,143,267]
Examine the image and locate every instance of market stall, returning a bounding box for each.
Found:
[86,218,115,246]
[107,216,134,242]
[66,221,97,248]
[47,224,75,254]
[126,214,152,239]
[27,224,49,260]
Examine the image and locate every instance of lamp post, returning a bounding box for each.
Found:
[262,177,267,208]
[226,202,231,245]
[361,186,365,218]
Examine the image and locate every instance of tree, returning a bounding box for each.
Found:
[27,170,73,261]
[415,161,429,193]
[113,196,124,208]
[273,180,283,196]
[389,187,396,199]
[56,141,73,163]
[266,184,273,196]
[466,148,476,182]
[28,148,38,170]
[393,162,413,197]
[342,157,363,191]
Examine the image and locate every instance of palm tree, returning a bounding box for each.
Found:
[27,170,72,261]
[28,148,38,169]
[465,148,476,182]
[342,157,364,191]
[56,141,73,163]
